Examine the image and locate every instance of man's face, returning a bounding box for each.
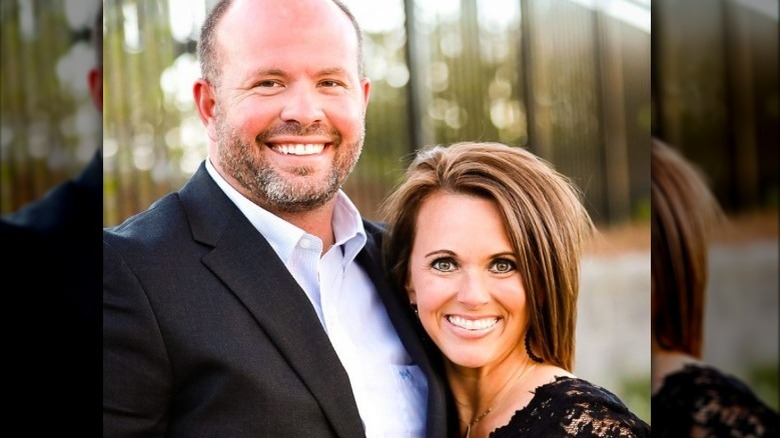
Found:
[209,0,370,214]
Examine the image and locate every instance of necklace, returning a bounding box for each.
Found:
[464,363,538,438]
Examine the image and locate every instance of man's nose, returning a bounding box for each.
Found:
[280,85,325,126]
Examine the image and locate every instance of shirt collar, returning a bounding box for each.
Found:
[331,187,367,265]
[205,158,366,264]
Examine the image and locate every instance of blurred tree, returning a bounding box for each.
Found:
[101,0,652,226]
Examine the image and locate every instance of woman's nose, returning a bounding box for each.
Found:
[456,270,490,309]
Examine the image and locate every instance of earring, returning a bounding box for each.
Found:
[411,303,419,318]
[525,331,544,363]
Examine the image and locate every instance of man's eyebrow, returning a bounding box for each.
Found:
[249,68,286,78]
[317,67,349,77]
[246,67,350,80]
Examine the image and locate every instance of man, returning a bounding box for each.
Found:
[3,2,102,435]
[103,0,452,436]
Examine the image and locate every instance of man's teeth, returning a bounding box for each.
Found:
[273,144,325,155]
[447,315,498,330]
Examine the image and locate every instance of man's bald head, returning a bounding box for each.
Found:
[196,0,364,87]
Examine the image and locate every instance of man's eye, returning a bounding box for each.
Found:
[491,259,516,273]
[255,80,280,88]
[319,80,343,88]
[431,258,456,272]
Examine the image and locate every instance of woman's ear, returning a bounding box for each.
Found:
[406,277,416,304]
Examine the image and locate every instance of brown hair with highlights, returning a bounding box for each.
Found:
[380,141,594,371]
[651,138,723,357]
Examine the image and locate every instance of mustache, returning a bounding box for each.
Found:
[255,122,341,144]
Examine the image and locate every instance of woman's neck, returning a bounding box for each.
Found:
[446,358,537,437]
[651,344,701,394]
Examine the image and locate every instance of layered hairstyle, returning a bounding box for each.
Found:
[651,138,723,357]
[381,141,593,371]
[196,0,365,86]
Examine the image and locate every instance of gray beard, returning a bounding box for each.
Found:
[214,113,363,214]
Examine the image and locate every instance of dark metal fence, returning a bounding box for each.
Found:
[4,1,774,228]
[102,0,654,226]
[652,0,778,213]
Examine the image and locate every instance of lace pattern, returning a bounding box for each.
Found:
[491,376,650,437]
[652,364,778,437]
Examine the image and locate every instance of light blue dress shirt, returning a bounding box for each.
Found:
[206,159,428,437]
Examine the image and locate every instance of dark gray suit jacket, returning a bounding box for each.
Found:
[103,162,452,437]
[4,150,102,436]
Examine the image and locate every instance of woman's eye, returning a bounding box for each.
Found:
[431,258,456,272]
[491,259,516,273]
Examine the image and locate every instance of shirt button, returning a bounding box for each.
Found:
[299,238,311,249]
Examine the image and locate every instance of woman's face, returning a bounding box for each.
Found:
[407,191,528,368]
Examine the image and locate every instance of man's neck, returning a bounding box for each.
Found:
[275,201,337,253]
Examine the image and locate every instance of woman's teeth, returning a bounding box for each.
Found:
[447,315,499,330]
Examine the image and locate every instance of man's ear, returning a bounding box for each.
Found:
[193,78,218,142]
[360,76,371,110]
[87,67,102,112]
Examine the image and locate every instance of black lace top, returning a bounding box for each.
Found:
[652,364,779,437]
[490,376,650,437]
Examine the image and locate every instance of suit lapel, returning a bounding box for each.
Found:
[180,164,365,437]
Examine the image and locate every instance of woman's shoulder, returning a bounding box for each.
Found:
[533,376,642,416]
[653,363,774,408]
[491,376,650,437]
[656,363,758,395]
[652,363,779,437]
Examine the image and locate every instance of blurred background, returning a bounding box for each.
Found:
[652,0,778,416]
[94,0,652,229]
[1,0,102,213]
[0,0,777,426]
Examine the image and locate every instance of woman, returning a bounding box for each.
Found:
[381,141,650,437]
[650,138,778,436]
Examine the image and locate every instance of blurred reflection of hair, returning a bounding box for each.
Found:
[650,137,778,437]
